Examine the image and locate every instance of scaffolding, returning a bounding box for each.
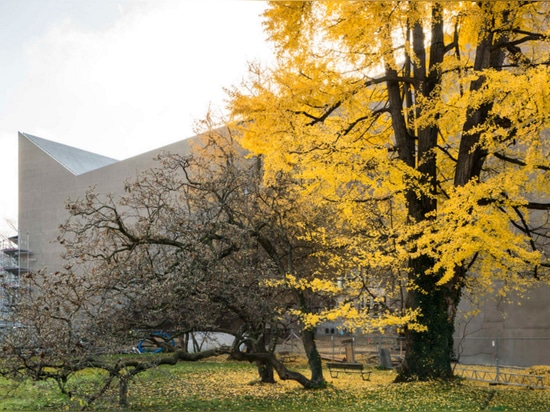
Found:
[0,234,30,328]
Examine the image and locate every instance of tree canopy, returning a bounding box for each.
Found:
[1,119,351,407]
[4,2,550,395]
[228,1,550,380]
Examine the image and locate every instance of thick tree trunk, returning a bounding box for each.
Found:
[256,361,275,383]
[395,256,461,382]
[254,333,275,383]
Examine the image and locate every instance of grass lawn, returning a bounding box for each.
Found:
[1,356,550,411]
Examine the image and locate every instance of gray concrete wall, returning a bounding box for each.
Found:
[18,132,192,275]
[17,132,550,367]
[455,284,550,367]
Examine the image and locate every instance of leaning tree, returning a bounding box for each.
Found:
[2,120,350,406]
[2,128,282,406]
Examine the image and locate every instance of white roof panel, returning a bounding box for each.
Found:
[21,132,118,175]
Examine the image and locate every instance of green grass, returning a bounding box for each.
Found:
[1,357,550,411]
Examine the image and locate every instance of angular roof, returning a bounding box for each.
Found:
[20,132,118,175]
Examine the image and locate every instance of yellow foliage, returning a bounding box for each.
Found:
[283,273,341,294]
[229,1,550,334]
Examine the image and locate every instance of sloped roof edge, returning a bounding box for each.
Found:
[19,132,119,175]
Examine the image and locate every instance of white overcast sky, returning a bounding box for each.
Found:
[0,0,271,236]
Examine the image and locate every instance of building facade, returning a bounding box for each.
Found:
[10,131,550,367]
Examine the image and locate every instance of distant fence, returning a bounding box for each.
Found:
[452,336,550,388]
[276,332,550,386]
[453,364,547,389]
[277,332,404,367]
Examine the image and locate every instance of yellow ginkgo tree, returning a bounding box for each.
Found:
[229,1,550,381]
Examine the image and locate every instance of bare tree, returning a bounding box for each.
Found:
[1,122,343,408]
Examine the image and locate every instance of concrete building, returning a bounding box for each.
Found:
[16,132,193,275]
[4,131,550,367]
[455,286,550,367]
[0,132,194,329]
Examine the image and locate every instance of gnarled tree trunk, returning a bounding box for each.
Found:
[396,257,462,381]
[302,327,325,388]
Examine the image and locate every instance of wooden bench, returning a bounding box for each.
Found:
[278,351,297,363]
[327,362,371,381]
